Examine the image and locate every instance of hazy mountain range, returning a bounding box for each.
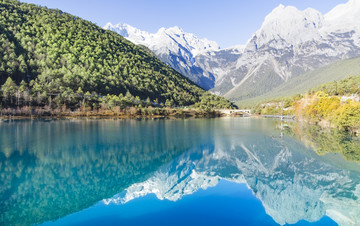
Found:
[105,0,360,103]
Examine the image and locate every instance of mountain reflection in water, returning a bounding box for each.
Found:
[0,118,359,226]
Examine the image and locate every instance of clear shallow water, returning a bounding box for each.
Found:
[0,118,359,226]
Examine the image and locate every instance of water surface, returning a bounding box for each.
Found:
[0,118,359,226]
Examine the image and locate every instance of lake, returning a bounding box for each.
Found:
[1,118,359,226]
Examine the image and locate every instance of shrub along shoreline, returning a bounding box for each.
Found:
[0,106,225,120]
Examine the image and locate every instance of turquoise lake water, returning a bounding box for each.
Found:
[1,118,359,226]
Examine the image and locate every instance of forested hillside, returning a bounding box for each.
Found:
[0,0,233,111]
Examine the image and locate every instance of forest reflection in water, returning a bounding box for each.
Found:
[287,120,360,164]
[0,118,359,226]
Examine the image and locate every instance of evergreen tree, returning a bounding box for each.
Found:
[1,77,18,106]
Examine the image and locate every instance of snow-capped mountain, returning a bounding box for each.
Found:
[104,0,360,101]
[252,5,324,46]
[213,0,360,100]
[104,126,360,226]
[104,23,220,89]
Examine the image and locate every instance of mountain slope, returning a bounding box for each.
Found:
[238,57,360,106]
[0,0,233,109]
[104,23,220,90]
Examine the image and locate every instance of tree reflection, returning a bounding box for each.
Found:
[287,121,360,163]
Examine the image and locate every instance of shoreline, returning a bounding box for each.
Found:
[0,109,223,120]
[0,112,298,121]
[2,114,358,136]
[0,107,254,120]
[0,115,209,121]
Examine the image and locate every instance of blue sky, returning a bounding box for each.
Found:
[20,0,348,48]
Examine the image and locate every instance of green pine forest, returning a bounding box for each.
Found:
[0,0,234,116]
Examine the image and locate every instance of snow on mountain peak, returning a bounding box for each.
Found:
[324,0,360,32]
[157,26,220,56]
[165,25,183,34]
[252,5,324,47]
[104,23,220,57]
[104,22,150,44]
